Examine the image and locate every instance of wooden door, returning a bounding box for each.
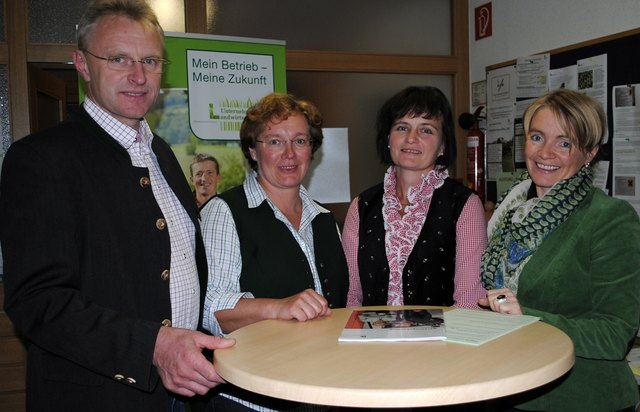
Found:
[28,65,67,134]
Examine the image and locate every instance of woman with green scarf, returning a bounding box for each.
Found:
[479,89,640,412]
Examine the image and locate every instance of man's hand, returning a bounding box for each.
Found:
[153,327,235,396]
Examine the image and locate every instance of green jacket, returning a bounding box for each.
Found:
[515,188,640,411]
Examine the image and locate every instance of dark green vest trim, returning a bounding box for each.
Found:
[357,178,472,306]
[219,185,348,308]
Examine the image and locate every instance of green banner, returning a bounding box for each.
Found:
[147,32,286,191]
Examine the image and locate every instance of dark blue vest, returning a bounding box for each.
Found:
[357,178,472,306]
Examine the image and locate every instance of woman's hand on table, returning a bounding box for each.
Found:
[275,289,331,321]
[479,288,523,315]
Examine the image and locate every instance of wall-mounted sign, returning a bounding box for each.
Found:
[146,33,286,192]
[163,33,286,141]
[475,2,492,41]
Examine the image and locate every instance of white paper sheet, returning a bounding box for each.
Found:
[303,128,351,204]
[444,308,540,346]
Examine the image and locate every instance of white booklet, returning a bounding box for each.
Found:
[338,309,446,342]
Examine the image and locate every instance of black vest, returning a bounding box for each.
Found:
[219,185,348,308]
[357,178,472,306]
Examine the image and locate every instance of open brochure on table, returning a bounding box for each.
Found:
[444,308,540,346]
[339,309,446,342]
[338,308,540,345]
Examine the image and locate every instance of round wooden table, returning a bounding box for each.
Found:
[213,306,574,408]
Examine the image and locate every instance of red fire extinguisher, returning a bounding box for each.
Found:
[461,106,485,202]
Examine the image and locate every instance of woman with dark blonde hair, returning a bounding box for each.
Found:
[480,88,640,411]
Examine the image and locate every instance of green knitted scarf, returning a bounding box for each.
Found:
[481,166,593,292]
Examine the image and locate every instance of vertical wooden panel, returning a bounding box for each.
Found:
[6,0,30,141]
[452,0,470,181]
[0,285,27,412]
[0,392,27,412]
[184,0,207,34]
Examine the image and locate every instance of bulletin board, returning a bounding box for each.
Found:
[485,28,640,208]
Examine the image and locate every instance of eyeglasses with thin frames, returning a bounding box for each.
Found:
[81,49,170,74]
[255,137,313,152]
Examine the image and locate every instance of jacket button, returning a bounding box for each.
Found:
[162,319,172,327]
[126,377,137,384]
[114,374,124,381]
[160,269,169,281]
[139,176,150,188]
[156,218,166,230]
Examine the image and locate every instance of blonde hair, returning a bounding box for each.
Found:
[523,89,606,160]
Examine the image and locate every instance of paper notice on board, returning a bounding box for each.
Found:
[487,103,516,143]
[612,84,640,215]
[578,54,608,143]
[514,98,536,164]
[516,54,550,98]
[486,65,517,178]
[550,65,578,91]
[593,161,609,193]
[486,103,516,176]
[486,157,502,181]
[487,65,517,106]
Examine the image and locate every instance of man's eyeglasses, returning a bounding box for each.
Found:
[255,137,313,152]
[82,49,170,74]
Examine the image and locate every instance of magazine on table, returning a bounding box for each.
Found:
[338,309,446,342]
